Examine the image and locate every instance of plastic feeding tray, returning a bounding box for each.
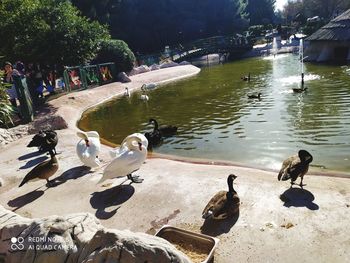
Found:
[155,225,219,263]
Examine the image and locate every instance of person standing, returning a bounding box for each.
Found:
[3,62,20,108]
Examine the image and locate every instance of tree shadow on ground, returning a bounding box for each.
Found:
[49,166,93,187]
[7,189,45,212]
[18,151,44,161]
[19,156,48,170]
[200,211,240,237]
[90,184,135,220]
[280,187,319,210]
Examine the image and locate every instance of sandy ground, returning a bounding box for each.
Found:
[1,65,350,263]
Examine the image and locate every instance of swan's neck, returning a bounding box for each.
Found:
[227,177,235,194]
[152,120,159,130]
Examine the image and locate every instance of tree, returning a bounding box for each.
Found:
[71,0,247,53]
[0,0,110,66]
[94,39,136,73]
[244,0,276,25]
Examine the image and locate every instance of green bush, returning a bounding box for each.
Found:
[0,70,14,127]
[95,39,136,73]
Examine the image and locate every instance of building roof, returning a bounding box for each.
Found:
[306,9,350,41]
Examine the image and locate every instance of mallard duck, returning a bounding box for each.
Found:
[99,135,147,184]
[27,129,58,154]
[109,133,148,158]
[124,87,130,97]
[19,150,58,187]
[278,150,313,188]
[202,174,240,220]
[248,92,261,99]
[149,118,177,137]
[76,131,101,168]
[241,73,251,81]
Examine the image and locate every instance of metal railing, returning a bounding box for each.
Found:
[63,62,116,92]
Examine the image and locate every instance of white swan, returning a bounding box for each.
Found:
[76,131,101,168]
[109,133,148,158]
[142,83,156,90]
[124,87,130,97]
[140,94,149,101]
[99,135,148,184]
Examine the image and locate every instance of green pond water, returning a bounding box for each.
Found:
[79,54,350,174]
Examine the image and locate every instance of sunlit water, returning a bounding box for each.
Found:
[79,54,350,174]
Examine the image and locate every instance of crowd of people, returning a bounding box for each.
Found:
[2,62,64,119]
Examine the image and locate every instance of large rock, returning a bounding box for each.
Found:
[0,126,29,146]
[149,64,160,71]
[117,72,132,83]
[129,65,151,76]
[179,61,191,66]
[0,206,190,263]
[160,61,179,69]
[28,115,68,134]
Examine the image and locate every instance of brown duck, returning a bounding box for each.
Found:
[19,150,58,187]
[278,150,313,188]
[202,174,240,220]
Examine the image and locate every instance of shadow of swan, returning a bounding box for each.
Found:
[90,184,135,220]
[49,166,92,187]
[280,188,319,210]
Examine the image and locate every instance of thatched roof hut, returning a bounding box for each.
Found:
[305,9,350,62]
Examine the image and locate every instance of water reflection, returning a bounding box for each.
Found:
[79,55,350,173]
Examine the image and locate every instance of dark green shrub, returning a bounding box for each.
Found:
[0,70,14,127]
[95,39,136,73]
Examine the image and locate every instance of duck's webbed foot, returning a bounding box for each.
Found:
[299,182,306,188]
[127,174,144,183]
[290,181,295,188]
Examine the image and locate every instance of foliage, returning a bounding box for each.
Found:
[94,39,136,73]
[0,0,110,66]
[0,70,14,127]
[242,0,276,25]
[72,0,251,53]
[281,0,350,26]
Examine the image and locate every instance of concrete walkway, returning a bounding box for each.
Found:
[0,65,349,262]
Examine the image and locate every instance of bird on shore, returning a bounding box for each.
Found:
[202,174,240,220]
[27,129,58,154]
[76,131,101,168]
[278,150,313,188]
[149,118,178,137]
[109,133,148,158]
[19,149,58,187]
[99,135,148,184]
[248,92,261,100]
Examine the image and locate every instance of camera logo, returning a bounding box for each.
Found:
[10,237,24,251]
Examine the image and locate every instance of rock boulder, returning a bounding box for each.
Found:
[0,206,190,263]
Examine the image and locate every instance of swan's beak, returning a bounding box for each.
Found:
[138,142,142,151]
[85,139,90,147]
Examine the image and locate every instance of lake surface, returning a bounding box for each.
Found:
[79,54,350,173]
